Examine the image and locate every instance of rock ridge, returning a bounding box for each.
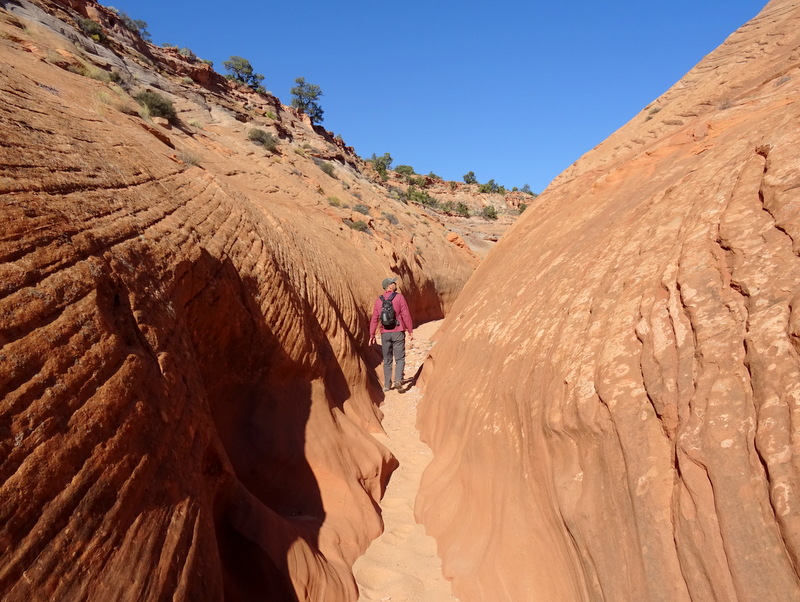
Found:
[0,0,478,599]
[417,0,800,600]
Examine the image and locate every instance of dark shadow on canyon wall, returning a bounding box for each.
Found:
[181,250,339,601]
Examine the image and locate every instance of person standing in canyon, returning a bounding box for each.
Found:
[370,277,414,392]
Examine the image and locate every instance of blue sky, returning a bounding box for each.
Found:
[104,1,766,193]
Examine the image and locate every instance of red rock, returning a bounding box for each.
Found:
[0,2,477,600]
[417,1,800,599]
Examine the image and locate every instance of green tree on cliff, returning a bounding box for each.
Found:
[369,152,393,180]
[108,7,151,41]
[463,171,477,184]
[290,77,324,125]
[223,56,265,92]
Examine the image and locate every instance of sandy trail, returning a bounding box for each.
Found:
[354,320,457,602]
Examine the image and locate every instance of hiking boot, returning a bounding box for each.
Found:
[383,384,392,392]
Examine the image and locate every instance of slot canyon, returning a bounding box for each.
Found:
[2,0,800,600]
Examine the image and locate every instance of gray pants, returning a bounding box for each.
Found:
[381,331,406,387]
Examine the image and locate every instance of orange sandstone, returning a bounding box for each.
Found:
[417,1,800,600]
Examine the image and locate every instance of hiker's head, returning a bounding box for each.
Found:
[382,277,397,291]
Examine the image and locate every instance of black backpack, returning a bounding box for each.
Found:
[379,292,397,328]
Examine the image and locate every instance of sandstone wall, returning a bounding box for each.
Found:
[0,2,476,599]
[417,1,800,599]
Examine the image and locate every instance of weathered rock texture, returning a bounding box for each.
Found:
[0,0,478,599]
[417,0,800,600]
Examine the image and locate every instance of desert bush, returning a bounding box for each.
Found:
[314,159,336,178]
[248,128,277,150]
[328,196,341,207]
[440,200,455,213]
[481,205,498,220]
[80,65,121,84]
[407,186,438,208]
[178,47,196,61]
[395,165,415,176]
[347,220,369,232]
[408,176,428,188]
[478,179,503,194]
[134,90,176,119]
[388,187,407,203]
[77,18,105,42]
[66,63,88,77]
[463,171,477,184]
[518,203,528,213]
[456,202,470,217]
[382,212,399,225]
[354,204,370,215]
[178,152,200,167]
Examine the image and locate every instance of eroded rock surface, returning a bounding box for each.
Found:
[0,1,477,599]
[417,1,800,600]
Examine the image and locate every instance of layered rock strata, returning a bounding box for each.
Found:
[417,1,800,600]
[0,1,476,599]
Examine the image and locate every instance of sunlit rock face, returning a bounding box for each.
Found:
[416,1,800,600]
[0,1,477,599]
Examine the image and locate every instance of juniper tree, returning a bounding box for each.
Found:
[290,77,324,124]
[223,56,265,91]
[108,7,151,41]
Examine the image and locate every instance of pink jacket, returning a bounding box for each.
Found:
[369,290,413,338]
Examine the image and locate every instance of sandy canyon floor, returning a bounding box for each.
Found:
[354,320,457,601]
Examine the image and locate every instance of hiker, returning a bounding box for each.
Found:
[369,276,414,392]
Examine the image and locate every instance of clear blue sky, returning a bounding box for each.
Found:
[104,0,766,193]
